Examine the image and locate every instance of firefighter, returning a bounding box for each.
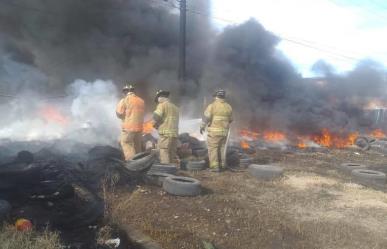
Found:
[152,90,179,164]
[200,89,233,172]
[116,84,145,161]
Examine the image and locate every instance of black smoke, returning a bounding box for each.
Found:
[0,0,386,136]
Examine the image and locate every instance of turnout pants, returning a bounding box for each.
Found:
[158,135,178,164]
[207,134,227,169]
[120,131,142,161]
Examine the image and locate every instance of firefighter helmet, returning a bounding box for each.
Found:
[213,89,226,98]
[122,84,135,92]
[155,90,170,102]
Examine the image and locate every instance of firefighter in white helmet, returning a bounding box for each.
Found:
[116,84,145,161]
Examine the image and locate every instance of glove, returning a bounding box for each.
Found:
[200,126,205,135]
[153,123,159,129]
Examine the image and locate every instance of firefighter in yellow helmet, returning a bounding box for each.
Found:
[152,90,179,164]
[200,89,233,172]
[116,84,145,161]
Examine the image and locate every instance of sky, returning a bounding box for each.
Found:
[210,0,387,76]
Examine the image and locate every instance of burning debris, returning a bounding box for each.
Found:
[237,128,386,151]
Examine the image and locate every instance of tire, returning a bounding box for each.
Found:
[88,146,124,161]
[355,137,370,151]
[0,200,11,223]
[351,169,386,187]
[123,152,157,172]
[16,151,34,164]
[163,176,201,196]
[192,149,208,158]
[186,160,206,171]
[248,164,283,181]
[149,163,178,174]
[145,172,174,187]
[226,150,240,168]
[338,163,367,174]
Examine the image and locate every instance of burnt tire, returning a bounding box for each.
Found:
[149,163,178,174]
[0,200,11,223]
[351,169,386,187]
[248,164,283,181]
[88,146,123,161]
[355,137,371,151]
[145,172,174,187]
[163,176,201,196]
[51,185,104,229]
[226,150,240,168]
[338,163,367,174]
[16,151,34,164]
[186,160,206,171]
[192,149,208,158]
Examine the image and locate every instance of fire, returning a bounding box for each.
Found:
[143,120,154,134]
[370,129,386,139]
[240,140,250,149]
[39,106,69,125]
[297,142,307,149]
[312,129,358,148]
[263,131,286,142]
[239,128,359,149]
[312,128,332,147]
[240,130,259,140]
[297,136,308,149]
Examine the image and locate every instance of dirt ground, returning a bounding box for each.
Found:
[107,147,387,249]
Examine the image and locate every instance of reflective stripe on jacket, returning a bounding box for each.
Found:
[116,93,145,132]
[154,100,179,137]
[204,98,232,136]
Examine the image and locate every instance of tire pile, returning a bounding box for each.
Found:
[0,142,154,248]
[338,162,386,190]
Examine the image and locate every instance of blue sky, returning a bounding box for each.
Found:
[211,0,387,76]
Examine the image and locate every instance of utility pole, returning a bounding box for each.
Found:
[178,0,186,81]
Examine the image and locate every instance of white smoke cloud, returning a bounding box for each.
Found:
[0,79,121,145]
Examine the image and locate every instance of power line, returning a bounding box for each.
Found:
[280,37,359,61]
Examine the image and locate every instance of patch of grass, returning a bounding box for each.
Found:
[0,225,63,249]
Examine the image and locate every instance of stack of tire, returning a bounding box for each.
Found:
[145,163,202,197]
[338,162,386,189]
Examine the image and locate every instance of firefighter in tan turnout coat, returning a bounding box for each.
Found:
[200,89,233,172]
[116,85,145,161]
[152,90,179,164]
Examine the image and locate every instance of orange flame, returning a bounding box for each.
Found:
[263,131,286,142]
[40,106,69,125]
[240,130,259,140]
[297,136,308,149]
[239,128,359,149]
[240,140,250,149]
[370,129,386,139]
[297,142,307,149]
[312,129,358,148]
[143,120,154,134]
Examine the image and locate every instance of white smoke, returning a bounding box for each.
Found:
[0,79,121,145]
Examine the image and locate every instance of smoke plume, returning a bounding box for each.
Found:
[0,0,387,142]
